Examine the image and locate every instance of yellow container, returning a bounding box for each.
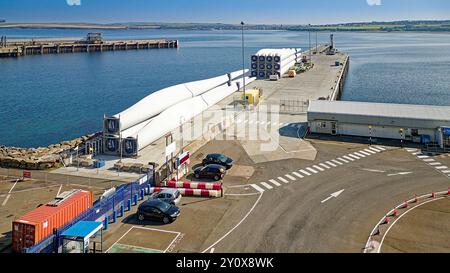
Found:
[243,88,261,105]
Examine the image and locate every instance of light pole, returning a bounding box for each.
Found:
[241,21,246,109]
[308,24,312,64]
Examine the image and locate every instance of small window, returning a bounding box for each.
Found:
[321,122,327,128]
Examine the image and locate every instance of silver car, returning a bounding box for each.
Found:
[149,188,182,205]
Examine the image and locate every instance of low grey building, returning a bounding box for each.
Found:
[307,100,450,149]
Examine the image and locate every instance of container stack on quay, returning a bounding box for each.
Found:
[12,190,93,253]
[251,48,302,80]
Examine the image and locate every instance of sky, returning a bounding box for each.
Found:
[0,0,449,25]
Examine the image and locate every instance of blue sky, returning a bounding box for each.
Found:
[1,0,449,24]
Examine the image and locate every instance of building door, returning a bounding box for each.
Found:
[331,122,337,135]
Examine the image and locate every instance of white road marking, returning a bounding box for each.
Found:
[299,169,312,176]
[429,162,442,166]
[331,159,344,165]
[202,192,263,253]
[210,248,215,253]
[435,166,448,170]
[417,155,429,159]
[359,151,372,156]
[260,182,273,190]
[56,184,63,196]
[1,195,11,207]
[412,152,422,155]
[364,149,376,154]
[319,163,331,169]
[325,161,337,168]
[306,167,319,174]
[369,147,382,153]
[321,189,345,204]
[343,155,355,162]
[361,168,386,173]
[285,174,297,181]
[348,154,360,160]
[375,146,386,151]
[251,184,265,193]
[406,148,417,152]
[269,179,281,187]
[354,152,366,158]
[423,158,435,162]
[387,172,413,177]
[441,170,450,174]
[312,165,325,172]
[278,177,290,184]
[292,172,304,178]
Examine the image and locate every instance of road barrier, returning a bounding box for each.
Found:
[151,186,222,198]
[364,189,449,253]
[22,171,155,253]
[166,180,222,191]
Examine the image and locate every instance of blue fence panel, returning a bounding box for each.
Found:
[23,171,154,253]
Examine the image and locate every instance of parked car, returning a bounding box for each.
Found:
[148,188,182,205]
[136,199,180,224]
[194,164,226,181]
[202,154,233,169]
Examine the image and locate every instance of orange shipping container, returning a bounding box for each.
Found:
[12,189,93,253]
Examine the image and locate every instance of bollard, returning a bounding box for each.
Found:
[120,204,125,217]
[382,217,390,225]
[104,216,109,230]
[431,192,436,198]
[127,199,132,211]
[112,210,117,223]
[392,209,398,217]
[448,188,450,195]
[414,194,419,203]
[134,194,138,205]
[403,201,409,209]
[140,189,145,200]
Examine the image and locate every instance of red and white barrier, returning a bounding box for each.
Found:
[166,180,222,191]
[149,187,222,198]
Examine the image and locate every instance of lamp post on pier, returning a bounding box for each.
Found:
[241,21,246,109]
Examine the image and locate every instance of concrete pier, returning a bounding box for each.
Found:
[0,39,178,58]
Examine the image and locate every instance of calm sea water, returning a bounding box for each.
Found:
[1,29,449,147]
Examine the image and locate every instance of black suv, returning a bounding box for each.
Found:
[194,164,226,181]
[136,199,180,224]
[202,154,233,169]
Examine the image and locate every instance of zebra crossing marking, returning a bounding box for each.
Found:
[306,167,319,174]
[319,163,331,169]
[299,169,312,176]
[269,179,281,187]
[278,177,290,184]
[260,182,273,190]
[292,172,304,178]
[251,184,265,193]
[285,174,297,181]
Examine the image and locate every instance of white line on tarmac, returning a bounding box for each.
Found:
[342,156,355,162]
[8,179,19,194]
[56,184,63,196]
[348,154,360,160]
[269,179,281,187]
[369,147,382,153]
[319,163,331,169]
[251,184,265,193]
[332,159,344,165]
[292,172,304,178]
[312,165,325,172]
[417,155,429,159]
[387,172,413,177]
[1,194,11,207]
[325,161,337,167]
[354,152,366,158]
[436,166,448,170]
[210,248,215,253]
[359,151,372,156]
[306,167,318,174]
[285,174,297,181]
[278,177,290,184]
[299,170,312,176]
[202,192,263,253]
[429,162,442,166]
[377,197,445,253]
[423,158,435,162]
[361,168,386,173]
[225,193,261,196]
[363,149,376,154]
[260,182,273,190]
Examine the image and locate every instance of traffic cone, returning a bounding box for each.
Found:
[403,201,409,209]
[382,217,390,225]
[431,192,436,198]
[392,209,398,217]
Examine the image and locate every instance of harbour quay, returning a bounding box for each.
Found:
[0,33,178,58]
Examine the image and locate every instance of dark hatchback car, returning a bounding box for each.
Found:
[194,164,226,181]
[202,154,233,169]
[136,199,180,224]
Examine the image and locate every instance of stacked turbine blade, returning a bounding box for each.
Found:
[251,48,302,80]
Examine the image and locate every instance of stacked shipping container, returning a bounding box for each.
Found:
[12,190,93,253]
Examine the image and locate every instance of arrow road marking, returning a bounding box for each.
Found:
[321,189,345,204]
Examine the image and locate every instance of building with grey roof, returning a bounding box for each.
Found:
[307,100,450,149]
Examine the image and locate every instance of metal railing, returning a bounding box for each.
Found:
[21,171,154,253]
